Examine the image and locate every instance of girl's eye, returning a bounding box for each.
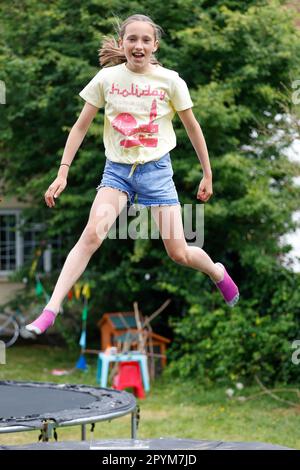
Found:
[128,38,151,42]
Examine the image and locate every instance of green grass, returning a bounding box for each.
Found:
[0,345,300,449]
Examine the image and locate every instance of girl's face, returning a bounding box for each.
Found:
[119,21,159,73]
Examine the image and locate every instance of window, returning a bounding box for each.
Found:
[0,210,61,277]
[0,211,20,273]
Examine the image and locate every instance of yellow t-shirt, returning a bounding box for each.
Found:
[79,62,193,164]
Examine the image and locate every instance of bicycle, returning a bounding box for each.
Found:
[0,274,52,348]
[0,308,37,347]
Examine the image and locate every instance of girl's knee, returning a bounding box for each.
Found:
[80,224,103,251]
[167,248,188,265]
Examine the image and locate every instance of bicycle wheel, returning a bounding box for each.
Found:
[0,313,20,347]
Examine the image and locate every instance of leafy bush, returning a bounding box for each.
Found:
[166,266,300,385]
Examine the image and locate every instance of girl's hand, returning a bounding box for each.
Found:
[45,176,67,208]
[197,176,213,202]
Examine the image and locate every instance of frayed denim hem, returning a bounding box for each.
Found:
[137,200,180,207]
[96,183,132,204]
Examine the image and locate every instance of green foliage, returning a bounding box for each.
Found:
[1,0,300,384]
[166,263,300,384]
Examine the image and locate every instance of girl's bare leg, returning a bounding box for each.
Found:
[45,187,128,313]
[151,205,224,281]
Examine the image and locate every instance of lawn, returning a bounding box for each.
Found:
[0,345,299,449]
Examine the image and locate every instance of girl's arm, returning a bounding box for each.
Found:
[177,108,213,202]
[57,102,99,178]
[45,102,99,208]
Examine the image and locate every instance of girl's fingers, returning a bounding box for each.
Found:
[45,181,66,206]
[197,189,212,201]
[45,185,58,207]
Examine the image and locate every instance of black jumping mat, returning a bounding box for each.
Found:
[0,380,136,430]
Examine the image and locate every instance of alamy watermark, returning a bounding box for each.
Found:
[0,80,6,104]
[291,340,300,365]
[292,80,300,105]
[0,341,6,364]
[94,203,204,247]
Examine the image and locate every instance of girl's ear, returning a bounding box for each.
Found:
[153,40,159,53]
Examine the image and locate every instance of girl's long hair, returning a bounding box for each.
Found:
[98,14,164,68]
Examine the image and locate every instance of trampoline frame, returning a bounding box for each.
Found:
[0,408,139,441]
[0,381,138,441]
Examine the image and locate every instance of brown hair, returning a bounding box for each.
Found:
[98,14,164,68]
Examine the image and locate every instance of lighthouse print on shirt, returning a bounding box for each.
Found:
[112,99,159,149]
[79,62,193,164]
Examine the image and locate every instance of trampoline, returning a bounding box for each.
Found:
[0,381,137,441]
[0,381,292,451]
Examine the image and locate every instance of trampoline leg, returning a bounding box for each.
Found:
[131,412,137,439]
[40,420,56,442]
[81,424,86,441]
[131,405,139,439]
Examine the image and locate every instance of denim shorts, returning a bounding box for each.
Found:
[97,152,180,206]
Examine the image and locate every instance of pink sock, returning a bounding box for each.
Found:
[26,309,57,335]
[214,263,239,307]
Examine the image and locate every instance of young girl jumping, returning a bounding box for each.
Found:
[26,14,239,335]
